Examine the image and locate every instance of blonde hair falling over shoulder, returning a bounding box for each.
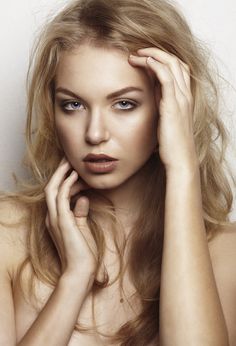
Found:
[0,0,235,344]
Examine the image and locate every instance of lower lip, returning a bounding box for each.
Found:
[83,160,118,173]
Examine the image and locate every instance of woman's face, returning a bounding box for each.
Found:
[54,43,158,189]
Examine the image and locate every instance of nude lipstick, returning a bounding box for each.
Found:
[83,153,118,173]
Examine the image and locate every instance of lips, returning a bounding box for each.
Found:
[83,153,118,173]
[83,153,118,162]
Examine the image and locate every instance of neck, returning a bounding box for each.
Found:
[84,153,158,229]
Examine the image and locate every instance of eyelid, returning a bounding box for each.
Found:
[113,98,139,105]
[57,97,87,108]
[56,97,139,111]
[112,99,139,111]
[58,100,84,113]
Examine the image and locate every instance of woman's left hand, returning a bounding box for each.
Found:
[129,47,199,174]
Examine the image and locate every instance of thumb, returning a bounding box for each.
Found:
[73,196,90,227]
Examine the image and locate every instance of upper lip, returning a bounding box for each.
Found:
[83,153,118,161]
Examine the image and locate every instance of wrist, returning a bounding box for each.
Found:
[166,160,200,180]
[60,270,95,293]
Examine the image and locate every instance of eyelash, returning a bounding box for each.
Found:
[60,101,83,112]
[113,100,137,111]
[59,99,138,113]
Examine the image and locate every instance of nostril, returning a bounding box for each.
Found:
[85,131,110,144]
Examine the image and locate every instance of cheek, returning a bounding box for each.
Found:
[121,126,156,174]
[129,114,158,152]
[55,121,82,152]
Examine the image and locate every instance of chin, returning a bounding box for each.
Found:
[81,172,132,190]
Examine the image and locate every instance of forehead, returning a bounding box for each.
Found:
[55,44,154,91]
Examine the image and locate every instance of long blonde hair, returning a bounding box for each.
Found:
[0,0,235,344]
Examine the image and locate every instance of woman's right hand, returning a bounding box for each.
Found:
[44,157,97,281]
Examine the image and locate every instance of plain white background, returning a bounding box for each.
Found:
[0,0,235,220]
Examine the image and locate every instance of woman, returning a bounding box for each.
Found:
[0,0,235,345]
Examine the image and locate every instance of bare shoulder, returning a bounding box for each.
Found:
[0,199,31,344]
[0,199,30,276]
[208,221,236,346]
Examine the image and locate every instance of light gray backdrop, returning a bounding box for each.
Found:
[0,0,235,220]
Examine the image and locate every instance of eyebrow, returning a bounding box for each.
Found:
[55,86,144,100]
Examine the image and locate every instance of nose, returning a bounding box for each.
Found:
[85,109,110,145]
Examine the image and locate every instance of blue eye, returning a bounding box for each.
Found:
[114,100,136,111]
[61,101,84,111]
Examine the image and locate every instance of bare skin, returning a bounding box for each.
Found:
[0,199,145,346]
[0,44,236,345]
[1,200,236,345]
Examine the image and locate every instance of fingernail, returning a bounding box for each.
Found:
[129,54,136,59]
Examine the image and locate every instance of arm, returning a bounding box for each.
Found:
[129,47,230,345]
[18,158,96,345]
[0,158,96,345]
[18,272,93,346]
[208,222,236,346]
[159,166,229,346]
[0,235,93,346]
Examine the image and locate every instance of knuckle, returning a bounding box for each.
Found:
[171,56,179,65]
[44,185,50,194]
[44,183,55,195]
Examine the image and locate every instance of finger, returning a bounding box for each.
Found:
[69,179,90,198]
[54,171,88,252]
[179,62,192,98]
[45,212,63,254]
[129,55,157,80]
[132,55,177,100]
[44,160,72,222]
[57,170,79,218]
[137,48,189,95]
[129,55,176,100]
[58,156,67,166]
[45,160,72,194]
